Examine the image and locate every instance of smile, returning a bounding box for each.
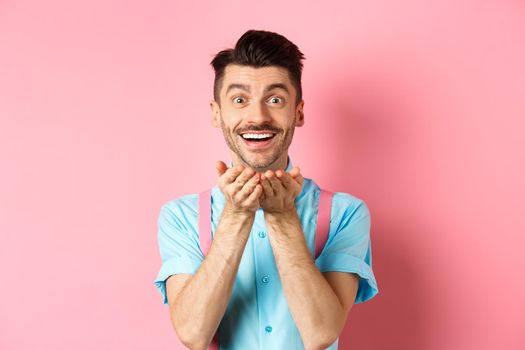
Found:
[239,132,277,150]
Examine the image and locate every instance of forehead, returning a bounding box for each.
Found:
[221,64,293,93]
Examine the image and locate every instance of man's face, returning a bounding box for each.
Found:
[210,64,304,172]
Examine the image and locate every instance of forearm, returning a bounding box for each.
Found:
[265,210,344,350]
[171,209,255,349]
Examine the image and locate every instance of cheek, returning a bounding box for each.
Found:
[223,113,246,130]
[219,110,235,123]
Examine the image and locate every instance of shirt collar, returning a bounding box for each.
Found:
[228,156,293,172]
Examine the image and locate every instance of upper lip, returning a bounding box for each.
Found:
[239,130,277,135]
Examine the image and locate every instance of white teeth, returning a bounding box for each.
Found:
[241,133,274,140]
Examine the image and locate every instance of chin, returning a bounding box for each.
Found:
[244,155,279,171]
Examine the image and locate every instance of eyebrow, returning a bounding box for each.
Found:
[225,83,290,95]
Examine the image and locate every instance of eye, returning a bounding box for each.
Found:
[233,96,245,104]
[268,97,283,104]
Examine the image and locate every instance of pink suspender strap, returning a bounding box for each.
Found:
[197,189,219,350]
[197,187,333,350]
[315,189,333,259]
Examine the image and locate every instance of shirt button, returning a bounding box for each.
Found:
[265,326,273,333]
[261,276,269,284]
[258,231,267,238]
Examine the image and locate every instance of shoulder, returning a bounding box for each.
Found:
[158,192,200,231]
[303,177,370,231]
[301,178,370,228]
[330,191,371,233]
[304,178,369,217]
[161,192,199,213]
[331,192,369,217]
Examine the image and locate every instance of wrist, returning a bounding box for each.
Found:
[223,204,257,219]
[264,207,298,224]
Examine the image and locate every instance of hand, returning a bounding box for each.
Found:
[259,166,304,214]
[216,161,263,214]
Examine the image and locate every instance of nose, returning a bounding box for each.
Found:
[245,101,272,124]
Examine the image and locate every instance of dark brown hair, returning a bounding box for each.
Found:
[210,29,305,105]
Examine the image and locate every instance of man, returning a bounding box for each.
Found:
[154,29,378,350]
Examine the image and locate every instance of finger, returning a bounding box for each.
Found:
[260,173,274,197]
[289,166,301,178]
[235,172,260,201]
[266,170,283,195]
[276,170,293,190]
[259,190,266,202]
[245,184,263,206]
[294,174,304,187]
[226,167,256,195]
[220,164,245,185]
[233,167,256,187]
[289,167,303,182]
[294,170,304,186]
[293,171,304,195]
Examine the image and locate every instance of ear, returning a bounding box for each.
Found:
[295,100,305,127]
[210,100,221,128]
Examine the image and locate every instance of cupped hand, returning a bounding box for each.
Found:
[259,166,304,214]
[216,161,263,214]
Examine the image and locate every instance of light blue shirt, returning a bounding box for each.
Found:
[154,157,379,349]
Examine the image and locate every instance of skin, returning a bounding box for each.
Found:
[166,64,360,350]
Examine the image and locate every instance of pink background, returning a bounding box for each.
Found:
[1,0,524,349]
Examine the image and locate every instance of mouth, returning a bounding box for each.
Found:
[238,131,277,150]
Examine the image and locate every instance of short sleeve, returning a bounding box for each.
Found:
[315,193,379,304]
[153,199,204,305]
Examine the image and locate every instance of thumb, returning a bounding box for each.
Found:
[216,161,227,177]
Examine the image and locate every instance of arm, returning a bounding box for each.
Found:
[265,209,359,350]
[259,169,360,350]
[167,209,254,349]
[165,163,263,350]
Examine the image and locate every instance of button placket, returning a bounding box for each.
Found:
[253,211,277,346]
